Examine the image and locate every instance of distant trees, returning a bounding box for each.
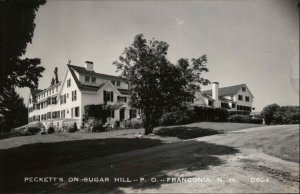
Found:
[260,104,299,124]
[114,34,209,134]
[0,0,46,131]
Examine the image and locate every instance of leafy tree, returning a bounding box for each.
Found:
[114,34,209,134]
[0,88,28,132]
[260,103,281,124]
[0,0,46,131]
[0,0,46,91]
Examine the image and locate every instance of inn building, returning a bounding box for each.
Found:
[28,61,254,129]
[28,61,137,129]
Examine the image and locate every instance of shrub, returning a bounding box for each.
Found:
[261,104,299,125]
[130,118,143,129]
[228,114,263,124]
[93,120,105,132]
[124,119,132,128]
[193,106,229,122]
[27,127,41,135]
[68,122,78,133]
[47,127,55,134]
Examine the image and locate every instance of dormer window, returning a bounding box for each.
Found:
[242,86,246,92]
[111,80,115,85]
[117,81,121,86]
[91,77,96,83]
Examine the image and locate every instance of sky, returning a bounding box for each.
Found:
[17,0,299,111]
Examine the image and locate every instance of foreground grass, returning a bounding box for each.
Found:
[0,138,163,190]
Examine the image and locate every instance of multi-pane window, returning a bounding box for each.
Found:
[245,96,250,102]
[129,109,137,119]
[52,97,57,104]
[61,110,65,118]
[104,91,113,102]
[232,103,236,108]
[117,96,127,102]
[85,76,90,82]
[72,90,77,101]
[91,77,96,83]
[221,102,230,109]
[208,100,213,106]
[117,81,121,86]
[111,80,115,85]
[238,95,243,101]
[74,107,79,117]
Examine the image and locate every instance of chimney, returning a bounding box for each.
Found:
[85,61,94,71]
[212,82,219,100]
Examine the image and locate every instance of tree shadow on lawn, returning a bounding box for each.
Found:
[1,138,239,193]
[154,126,222,139]
[0,138,163,192]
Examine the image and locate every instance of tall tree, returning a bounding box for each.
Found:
[0,0,46,92]
[114,34,209,134]
[0,88,28,132]
[0,0,46,131]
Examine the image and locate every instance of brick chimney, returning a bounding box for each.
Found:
[85,61,94,71]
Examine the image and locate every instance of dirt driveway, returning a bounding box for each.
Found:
[1,124,299,193]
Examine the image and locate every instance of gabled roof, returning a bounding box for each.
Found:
[203,84,247,97]
[67,65,130,95]
[68,64,123,81]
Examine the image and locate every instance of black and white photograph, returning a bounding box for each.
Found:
[0,0,299,193]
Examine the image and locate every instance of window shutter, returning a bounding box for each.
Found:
[112,110,115,118]
[103,90,107,102]
[111,91,114,102]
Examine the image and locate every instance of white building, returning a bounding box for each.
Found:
[28,61,138,129]
[193,82,254,112]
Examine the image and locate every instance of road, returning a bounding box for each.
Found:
[3,124,299,193]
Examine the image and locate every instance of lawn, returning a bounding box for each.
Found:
[153,122,263,139]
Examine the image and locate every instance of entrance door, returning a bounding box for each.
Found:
[120,108,125,121]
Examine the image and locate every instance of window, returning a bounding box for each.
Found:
[238,95,243,101]
[72,90,77,101]
[64,94,66,103]
[117,81,121,86]
[52,97,57,104]
[221,102,230,109]
[130,109,137,119]
[91,77,96,83]
[242,87,246,92]
[85,76,90,82]
[111,80,115,85]
[104,90,113,102]
[46,98,51,105]
[29,98,31,104]
[74,107,79,117]
[47,112,51,119]
[245,96,250,102]
[117,96,127,102]
[232,103,236,108]
[109,109,114,118]
[208,100,213,106]
[67,93,69,98]
[61,110,65,118]
[67,79,71,87]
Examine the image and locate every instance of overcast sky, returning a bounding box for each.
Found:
[17,0,299,111]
